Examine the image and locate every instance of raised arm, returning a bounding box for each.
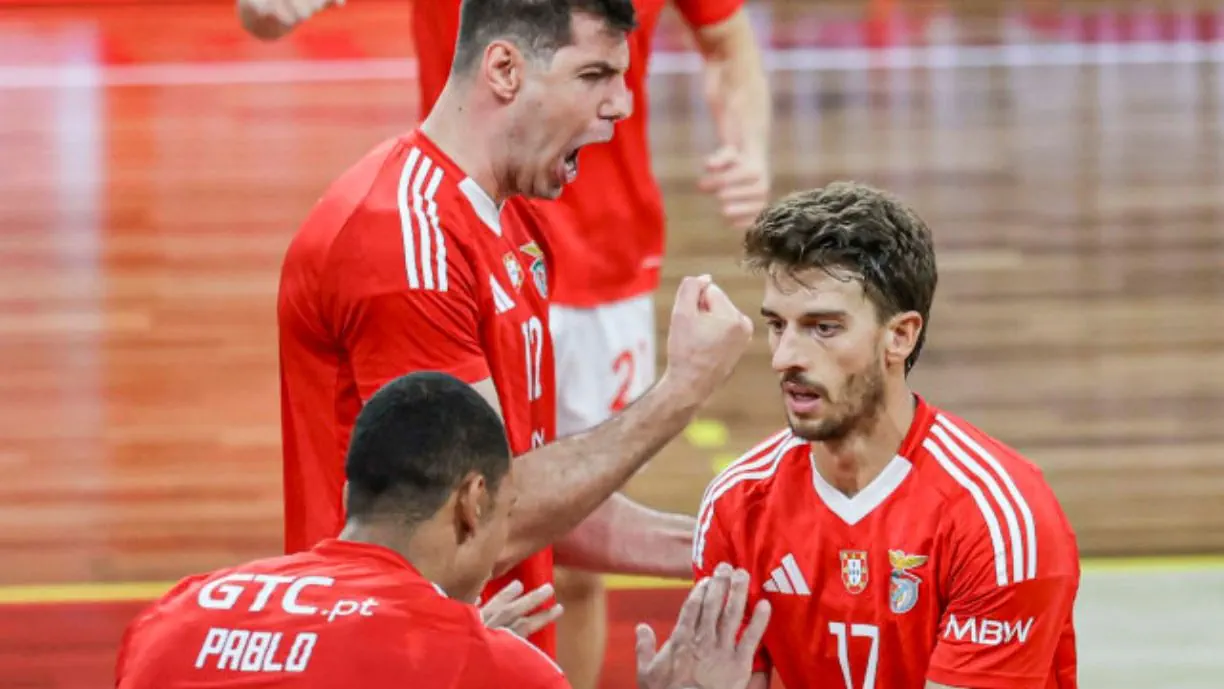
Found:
[676,1,772,229]
[344,234,751,576]
[474,276,752,572]
[550,494,696,579]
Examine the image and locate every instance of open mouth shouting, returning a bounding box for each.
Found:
[560,146,581,184]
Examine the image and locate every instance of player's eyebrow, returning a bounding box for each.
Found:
[760,307,848,320]
[578,60,622,76]
[799,309,849,320]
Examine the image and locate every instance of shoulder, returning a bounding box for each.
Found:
[125,570,213,631]
[693,429,805,563]
[319,134,483,284]
[920,408,1078,585]
[698,428,804,512]
[482,631,567,685]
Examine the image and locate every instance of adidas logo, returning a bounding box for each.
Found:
[490,275,516,314]
[762,553,810,595]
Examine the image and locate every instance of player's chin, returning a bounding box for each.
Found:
[786,414,830,441]
[537,182,564,200]
[530,171,566,200]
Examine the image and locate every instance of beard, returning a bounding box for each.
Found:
[784,360,887,442]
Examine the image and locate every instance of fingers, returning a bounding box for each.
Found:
[718,567,751,645]
[670,576,708,648]
[697,563,733,645]
[504,582,555,618]
[672,274,713,317]
[705,283,755,338]
[722,200,766,226]
[736,599,772,660]
[700,281,734,314]
[697,147,770,232]
[479,579,524,623]
[492,582,556,631]
[480,581,557,633]
[511,600,564,638]
[703,145,739,174]
[634,623,659,669]
[485,579,524,606]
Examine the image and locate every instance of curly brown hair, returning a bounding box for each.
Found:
[743,181,938,373]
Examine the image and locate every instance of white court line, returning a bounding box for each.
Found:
[1,41,1223,90]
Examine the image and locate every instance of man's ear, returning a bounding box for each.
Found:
[453,472,488,543]
[482,39,526,101]
[883,311,923,369]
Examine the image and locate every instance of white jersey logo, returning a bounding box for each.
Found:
[762,553,810,595]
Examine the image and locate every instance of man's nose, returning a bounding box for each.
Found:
[599,76,632,122]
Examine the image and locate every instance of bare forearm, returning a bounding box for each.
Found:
[698,12,772,155]
[553,493,695,578]
[496,377,700,572]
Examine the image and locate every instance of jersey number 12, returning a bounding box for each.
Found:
[521,316,544,402]
[828,622,879,689]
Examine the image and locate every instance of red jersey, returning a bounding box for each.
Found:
[115,539,570,689]
[277,130,558,652]
[412,0,744,307]
[693,396,1081,689]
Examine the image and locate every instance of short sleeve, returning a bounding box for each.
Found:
[926,497,1081,689]
[693,485,771,674]
[673,0,743,29]
[336,221,490,402]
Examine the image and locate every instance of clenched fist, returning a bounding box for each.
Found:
[237,0,343,41]
[699,145,770,231]
[660,275,754,409]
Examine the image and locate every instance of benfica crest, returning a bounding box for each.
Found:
[839,550,869,595]
[888,550,929,614]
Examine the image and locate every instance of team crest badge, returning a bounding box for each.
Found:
[839,550,869,594]
[518,241,549,300]
[502,252,524,290]
[888,550,929,614]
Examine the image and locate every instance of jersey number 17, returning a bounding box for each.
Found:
[828,621,880,689]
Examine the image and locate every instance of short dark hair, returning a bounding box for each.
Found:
[743,181,938,374]
[451,0,637,75]
[345,372,511,524]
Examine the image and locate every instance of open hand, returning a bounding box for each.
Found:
[479,580,564,638]
[636,563,771,689]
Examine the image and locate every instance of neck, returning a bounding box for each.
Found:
[420,81,509,204]
[338,517,457,594]
[811,381,916,497]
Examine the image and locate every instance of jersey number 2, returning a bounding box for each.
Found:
[828,622,879,689]
[610,349,635,412]
[522,316,544,402]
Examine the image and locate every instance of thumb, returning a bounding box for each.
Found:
[634,623,658,669]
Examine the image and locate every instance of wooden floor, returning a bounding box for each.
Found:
[1,0,1223,685]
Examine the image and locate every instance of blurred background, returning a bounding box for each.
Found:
[1,0,1222,686]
